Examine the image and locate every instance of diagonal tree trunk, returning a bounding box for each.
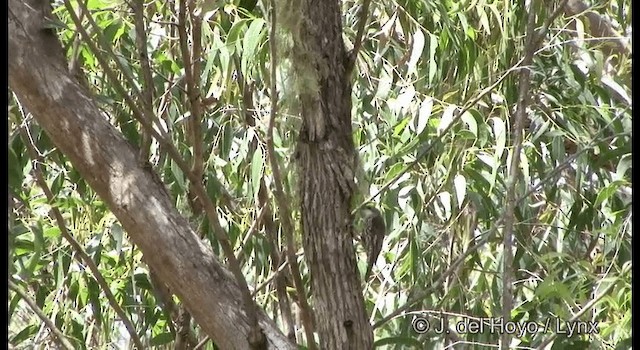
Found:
[8,1,294,348]
[292,1,374,348]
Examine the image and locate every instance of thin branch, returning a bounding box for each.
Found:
[233,30,297,343]
[347,0,372,73]
[251,258,291,297]
[17,119,145,350]
[499,0,540,345]
[356,58,527,215]
[68,0,142,99]
[178,0,205,186]
[258,188,297,342]
[190,11,204,178]
[534,0,570,48]
[266,0,316,348]
[193,335,210,350]
[237,205,269,265]
[499,3,576,289]
[131,0,156,160]
[9,280,76,350]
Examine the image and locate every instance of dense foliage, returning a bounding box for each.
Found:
[9,0,631,348]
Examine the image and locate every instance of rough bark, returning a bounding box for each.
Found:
[295,1,374,349]
[8,1,294,349]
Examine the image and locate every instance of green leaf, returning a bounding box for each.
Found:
[407,29,425,76]
[427,33,438,84]
[227,19,249,55]
[10,324,38,344]
[415,97,433,135]
[490,117,506,160]
[8,146,24,190]
[453,174,466,209]
[250,147,264,199]
[151,332,174,346]
[615,154,632,180]
[43,17,70,31]
[43,226,61,239]
[22,225,43,280]
[111,222,124,254]
[460,110,478,136]
[614,338,632,350]
[241,19,266,77]
[375,69,393,100]
[535,278,571,301]
[170,159,185,191]
[438,104,457,135]
[594,180,627,208]
[551,136,566,163]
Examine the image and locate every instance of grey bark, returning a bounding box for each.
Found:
[295,1,374,348]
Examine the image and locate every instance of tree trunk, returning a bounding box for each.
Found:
[8,1,294,349]
[295,1,374,348]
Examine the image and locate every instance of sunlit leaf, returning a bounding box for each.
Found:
[453,174,466,208]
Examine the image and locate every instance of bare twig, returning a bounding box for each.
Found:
[499,0,540,346]
[266,0,316,348]
[347,0,372,73]
[252,259,291,297]
[180,0,205,186]
[9,280,76,350]
[193,335,210,350]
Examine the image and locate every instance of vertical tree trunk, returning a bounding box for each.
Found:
[295,1,373,348]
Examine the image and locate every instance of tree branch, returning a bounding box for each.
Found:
[18,120,145,350]
[9,280,76,350]
[347,0,372,74]
[131,0,156,161]
[60,2,266,345]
